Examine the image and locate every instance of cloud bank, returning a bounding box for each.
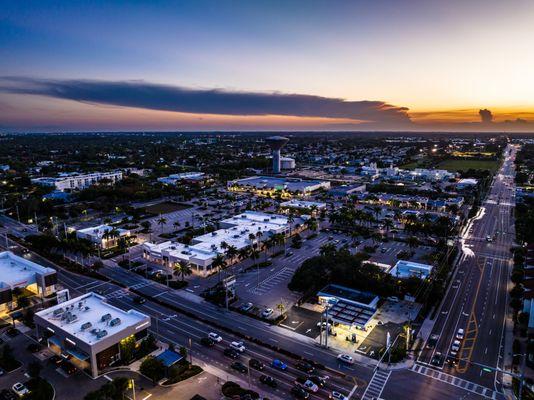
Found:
[0,77,411,125]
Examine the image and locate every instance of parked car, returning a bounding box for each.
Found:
[240,302,254,312]
[231,361,248,373]
[61,362,76,375]
[259,375,277,388]
[291,386,310,399]
[230,341,246,352]
[271,359,288,370]
[208,332,223,342]
[450,340,461,356]
[249,358,264,370]
[456,329,465,340]
[431,352,443,366]
[200,337,215,347]
[337,354,354,364]
[296,361,315,373]
[261,308,274,318]
[11,383,29,398]
[427,334,439,349]
[133,296,146,304]
[223,348,239,359]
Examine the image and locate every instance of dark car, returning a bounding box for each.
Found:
[259,375,277,388]
[291,386,310,399]
[296,361,315,374]
[200,337,215,347]
[27,343,41,353]
[308,375,326,387]
[133,296,146,304]
[6,328,19,337]
[426,334,439,349]
[249,358,264,371]
[431,352,443,366]
[231,361,248,373]
[223,348,239,359]
[0,389,17,400]
[61,362,76,375]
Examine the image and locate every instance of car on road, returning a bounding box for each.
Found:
[231,361,248,373]
[133,296,146,304]
[223,348,239,359]
[291,386,310,399]
[431,352,443,366]
[230,341,246,352]
[296,361,315,373]
[308,375,327,387]
[337,353,354,364]
[259,375,277,388]
[456,329,464,340]
[329,391,349,400]
[450,340,461,355]
[296,377,319,393]
[427,334,439,349]
[200,337,215,347]
[486,235,493,242]
[261,308,274,318]
[285,251,294,257]
[249,358,264,370]
[240,302,254,312]
[272,359,288,370]
[11,383,29,398]
[208,332,223,342]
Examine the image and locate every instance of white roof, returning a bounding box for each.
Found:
[389,260,433,279]
[280,200,326,209]
[77,224,129,239]
[0,251,55,289]
[36,292,149,345]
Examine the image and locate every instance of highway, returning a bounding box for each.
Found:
[415,144,517,398]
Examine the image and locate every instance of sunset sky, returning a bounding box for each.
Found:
[1,0,533,132]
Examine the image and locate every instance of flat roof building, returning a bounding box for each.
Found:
[317,284,379,329]
[280,200,327,212]
[75,225,131,249]
[228,176,330,197]
[143,211,289,276]
[32,171,123,192]
[0,251,57,312]
[35,292,150,378]
[389,260,433,279]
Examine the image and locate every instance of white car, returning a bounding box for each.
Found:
[330,392,349,400]
[456,329,464,340]
[450,339,461,356]
[261,308,274,318]
[230,341,246,352]
[208,332,222,343]
[12,382,29,397]
[337,353,354,364]
[302,380,319,392]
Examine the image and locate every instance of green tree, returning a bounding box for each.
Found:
[140,356,166,384]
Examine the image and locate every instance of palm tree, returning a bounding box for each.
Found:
[156,215,167,234]
[263,237,273,262]
[276,302,285,317]
[212,254,227,281]
[173,221,181,231]
[383,218,394,234]
[225,245,238,263]
[238,247,251,262]
[407,236,419,249]
[175,260,193,282]
[319,243,337,257]
[287,212,295,237]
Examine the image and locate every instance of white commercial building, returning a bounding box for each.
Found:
[228,176,330,196]
[410,168,455,182]
[32,171,123,191]
[280,157,296,170]
[389,260,434,279]
[75,225,131,250]
[280,200,326,213]
[35,292,151,378]
[0,251,57,312]
[143,211,289,276]
[158,172,205,185]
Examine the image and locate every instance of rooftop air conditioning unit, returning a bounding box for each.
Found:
[96,330,108,339]
[101,313,112,322]
[81,322,92,331]
[109,318,121,327]
[53,308,64,317]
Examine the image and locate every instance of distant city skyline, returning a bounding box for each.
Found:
[1,0,533,132]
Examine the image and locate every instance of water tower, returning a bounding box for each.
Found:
[265,136,289,174]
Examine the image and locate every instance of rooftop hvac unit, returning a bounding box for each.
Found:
[109,318,121,327]
[53,308,64,317]
[90,328,100,335]
[81,322,92,331]
[96,330,108,339]
[78,301,84,309]
[65,313,78,323]
[84,306,90,312]
[211,232,217,236]
[101,313,112,322]
[263,218,269,222]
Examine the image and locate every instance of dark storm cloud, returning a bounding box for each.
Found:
[479,108,493,123]
[0,77,411,124]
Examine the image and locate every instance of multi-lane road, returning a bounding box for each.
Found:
[415,144,517,398]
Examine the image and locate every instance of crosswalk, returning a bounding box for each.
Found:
[411,364,502,399]
[104,282,153,299]
[361,369,391,400]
